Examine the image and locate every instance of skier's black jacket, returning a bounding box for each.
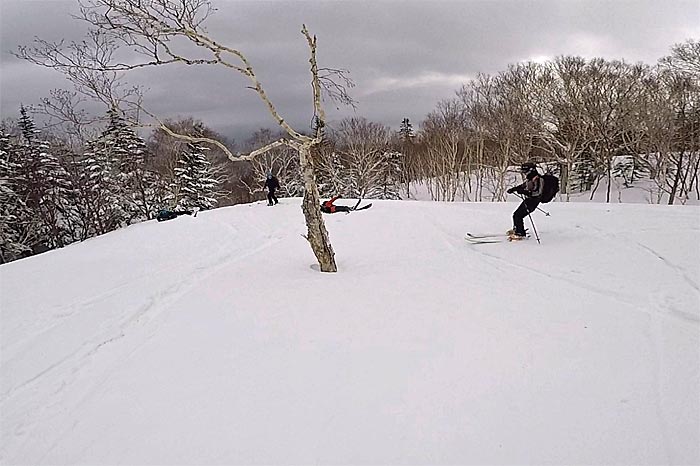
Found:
[508,171,544,199]
[265,176,280,191]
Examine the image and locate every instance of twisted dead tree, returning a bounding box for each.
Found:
[17,0,356,272]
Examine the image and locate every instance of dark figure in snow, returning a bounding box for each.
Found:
[156,209,195,222]
[507,162,544,238]
[320,195,355,213]
[264,172,280,206]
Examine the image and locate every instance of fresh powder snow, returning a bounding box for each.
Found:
[1,199,699,464]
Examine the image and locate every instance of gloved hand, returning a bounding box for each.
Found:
[507,187,516,194]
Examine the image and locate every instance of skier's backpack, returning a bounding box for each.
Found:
[540,173,559,203]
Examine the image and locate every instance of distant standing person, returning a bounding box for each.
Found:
[506,162,544,239]
[264,172,280,206]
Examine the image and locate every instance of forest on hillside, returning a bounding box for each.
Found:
[2,25,698,264]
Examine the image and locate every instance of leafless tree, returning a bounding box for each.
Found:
[412,48,698,205]
[660,40,700,76]
[331,117,392,198]
[33,89,103,149]
[417,100,470,201]
[241,128,303,200]
[457,77,492,201]
[657,40,700,204]
[17,0,355,272]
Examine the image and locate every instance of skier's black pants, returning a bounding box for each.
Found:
[513,198,540,235]
[267,190,278,205]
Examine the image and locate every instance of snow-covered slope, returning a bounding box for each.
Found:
[1,199,699,465]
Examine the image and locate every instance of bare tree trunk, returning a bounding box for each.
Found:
[606,157,612,203]
[590,173,602,201]
[559,161,569,195]
[668,150,685,205]
[691,153,700,200]
[298,146,336,272]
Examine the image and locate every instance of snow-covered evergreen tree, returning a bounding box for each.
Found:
[398,118,415,143]
[611,155,652,188]
[79,136,127,234]
[99,107,161,222]
[314,151,348,198]
[47,143,84,244]
[0,129,37,262]
[15,106,74,249]
[55,143,97,241]
[377,150,403,200]
[571,150,598,193]
[397,118,415,197]
[172,141,221,210]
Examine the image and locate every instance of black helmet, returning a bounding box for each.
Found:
[520,162,537,172]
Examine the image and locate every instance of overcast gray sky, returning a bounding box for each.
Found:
[1,0,699,143]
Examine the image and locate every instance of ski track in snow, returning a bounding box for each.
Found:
[588,223,700,293]
[1,209,290,463]
[631,239,699,292]
[2,211,281,395]
[457,222,694,465]
[647,317,674,465]
[455,212,696,465]
[584,225,700,325]
[462,231,699,330]
[402,203,698,335]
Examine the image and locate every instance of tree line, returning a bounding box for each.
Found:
[3,0,698,269]
[218,40,700,209]
[3,41,699,263]
[403,40,700,204]
[243,118,403,202]
[0,105,407,264]
[0,107,223,263]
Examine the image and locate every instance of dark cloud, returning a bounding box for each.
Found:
[2,0,698,141]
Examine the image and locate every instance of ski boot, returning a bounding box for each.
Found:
[508,231,528,241]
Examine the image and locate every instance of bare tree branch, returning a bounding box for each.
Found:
[15,0,360,272]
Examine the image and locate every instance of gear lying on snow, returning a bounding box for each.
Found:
[156,208,198,222]
[320,196,372,214]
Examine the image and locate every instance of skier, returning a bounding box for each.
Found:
[506,162,544,239]
[320,195,354,213]
[264,172,280,206]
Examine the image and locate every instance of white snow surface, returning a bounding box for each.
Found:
[1,199,699,465]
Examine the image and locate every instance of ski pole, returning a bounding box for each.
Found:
[536,206,550,216]
[518,194,541,244]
